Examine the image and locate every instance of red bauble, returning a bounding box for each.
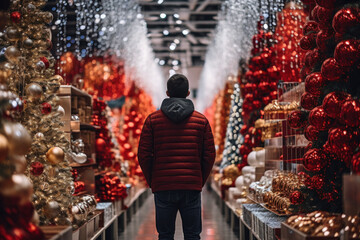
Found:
[352,152,360,175]
[30,161,44,176]
[310,175,325,190]
[262,96,271,105]
[39,57,49,68]
[328,127,358,152]
[301,92,319,110]
[305,125,320,141]
[290,191,304,205]
[269,81,277,91]
[253,100,262,109]
[240,125,248,135]
[300,34,317,50]
[287,110,308,129]
[303,21,319,35]
[11,11,21,24]
[270,90,277,100]
[240,145,251,156]
[252,70,268,83]
[315,0,337,9]
[317,6,334,25]
[41,102,52,115]
[332,8,360,35]
[304,148,327,172]
[340,99,360,127]
[258,82,270,94]
[96,138,106,152]
[316,29,334,52]
[305,72,325,96]
[251,56,263,69]
[321,58,343,81]
[312,5,320,22]
[267,65,280,81]
[244,83,256,94]
[334,40,360,67]
[322,91,351,118]
[244,93,254,103]
[309,106,333,130]
[309,48,323,67]
[260,52,271,66]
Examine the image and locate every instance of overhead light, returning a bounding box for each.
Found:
[160,13,166,19]
[174,39,180,44]
[173,13,179,18]
[169,43,176,50]
[159,60,165,65]
[176,20,182,24]
[157,0,164,4]
[145,16,159,21]
[182,29,190,35]
[172,60,179,66]
[154,58,159,63]
[163,30,169,35]
[169,69,176,76]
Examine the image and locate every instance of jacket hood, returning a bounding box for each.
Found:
[160,98,194,123]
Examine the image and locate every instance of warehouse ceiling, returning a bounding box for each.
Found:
[139,0,223,67]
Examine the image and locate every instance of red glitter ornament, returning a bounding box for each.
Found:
[290,191,304,205]
[301,92,319,110]
[10,11,21,23]
[312,5,320,22]
[316,29,335,52]
[300,34,317,50]
[328,127,359,153]
[317,6,334,25]
[305,125,320,141]
[240,145,251,156]
[267,65,280,81]
[304,148,327,172]
[41,102,52,115]
[30,161,44,176]
[309,106,333,130]
[352,152,360,175]
[340,99,360,127]
[332,8,360,35]
[321,58,343,81]
[39,57,49,68]
[334,40,360,67]
[305,72,325,96]
[96,138,106,152]
[287,110,308,129]
[310,175,325,190]
[315,0,337,9]
[303,21,319,35]
[322,91,351,119]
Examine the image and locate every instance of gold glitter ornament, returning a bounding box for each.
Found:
[46,147,65,165]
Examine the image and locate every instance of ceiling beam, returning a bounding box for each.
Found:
[189,0,198,10]
[138,0,221,6]
[196,0,211,12]
[146,28,215,32]
[143,11,218,15]
[145,20,217,25]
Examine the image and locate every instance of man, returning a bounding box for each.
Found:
[138,74,215,240]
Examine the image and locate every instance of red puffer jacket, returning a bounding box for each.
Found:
[138,98,215,193]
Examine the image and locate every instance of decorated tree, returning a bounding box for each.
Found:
[2,0,74,225]
[287,0,360,212]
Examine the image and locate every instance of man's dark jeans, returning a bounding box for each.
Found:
[154,190,201,240]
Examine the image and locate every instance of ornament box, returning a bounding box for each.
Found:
[281,223,340,240]
[40,226,72,240]
[96,202,114,225]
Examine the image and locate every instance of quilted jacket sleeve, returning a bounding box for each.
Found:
[138,116,154,187]
[201,120,215,186]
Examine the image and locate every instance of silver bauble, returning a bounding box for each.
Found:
[25,83,43,101]
[2,122,32,155]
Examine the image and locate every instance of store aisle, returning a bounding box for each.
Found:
[118,188,238,240]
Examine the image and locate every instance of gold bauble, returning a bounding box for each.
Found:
[25,82,43,101]
[5,27,21,41]
[23,38,34,49]
[2,122,32,155]
[0,134,9,162]
[223,164,240,181]
[46,147,65,165]
[0,174,33,205]
[44,200,61,219]
[4,46,21,63]
[0,61,13,84]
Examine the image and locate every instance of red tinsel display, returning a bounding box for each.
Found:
[96,173,128,202]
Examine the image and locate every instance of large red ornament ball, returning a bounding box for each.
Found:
[303,21,319,35]
[304,148,327,172]
[328,127,358,153]
[315,0,337,9]
[322,91,350,118]
[301,92,319,110]
[305,125,320,141]
[39,57,50,69]
[321,58,343,81]
[332,8,360,35]
[96,138,106,152]
[41,102,52,115]
[300,34,317,50]
[240,145,251,156]
[334,40,360,67]
[316,29,334,52]
[305,72,325,96]
[290,191,304,205]
[352,152,360,175]
[317,7,334,25]
[340,99,360,127]
[10,11,21,23]
[309,106,333,130]
[287,110,308,129]
[312,5,320,22]
[310,175,325,190]
[309,48,323,67]
[30,161,44,176]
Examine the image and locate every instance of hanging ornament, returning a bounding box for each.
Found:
[301,92,319,110]
[321,58,343,81]
[305,72,325,96]
[41,102,52,115]
[10,11,21,23]
[352,152,360,175]
[322,91,351,118]
[328,127,358,153]
[300,33,317,50]
[340,99,360,127]
[288,111,308,129]
[304,148,328,172]
[46,147,65,165]
[303,21,319,35]
[30,162,44,176]
[290,190,304,205]
[96,138,106,152]
[316,6,334,26]
[309,106,333,130]
[332,8,360,35]
[334,40,360,67]
[305,125,320,141]
[310,174,325,190]
[25,83,43,102]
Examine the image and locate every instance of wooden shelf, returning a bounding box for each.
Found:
[59,85,92,99]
